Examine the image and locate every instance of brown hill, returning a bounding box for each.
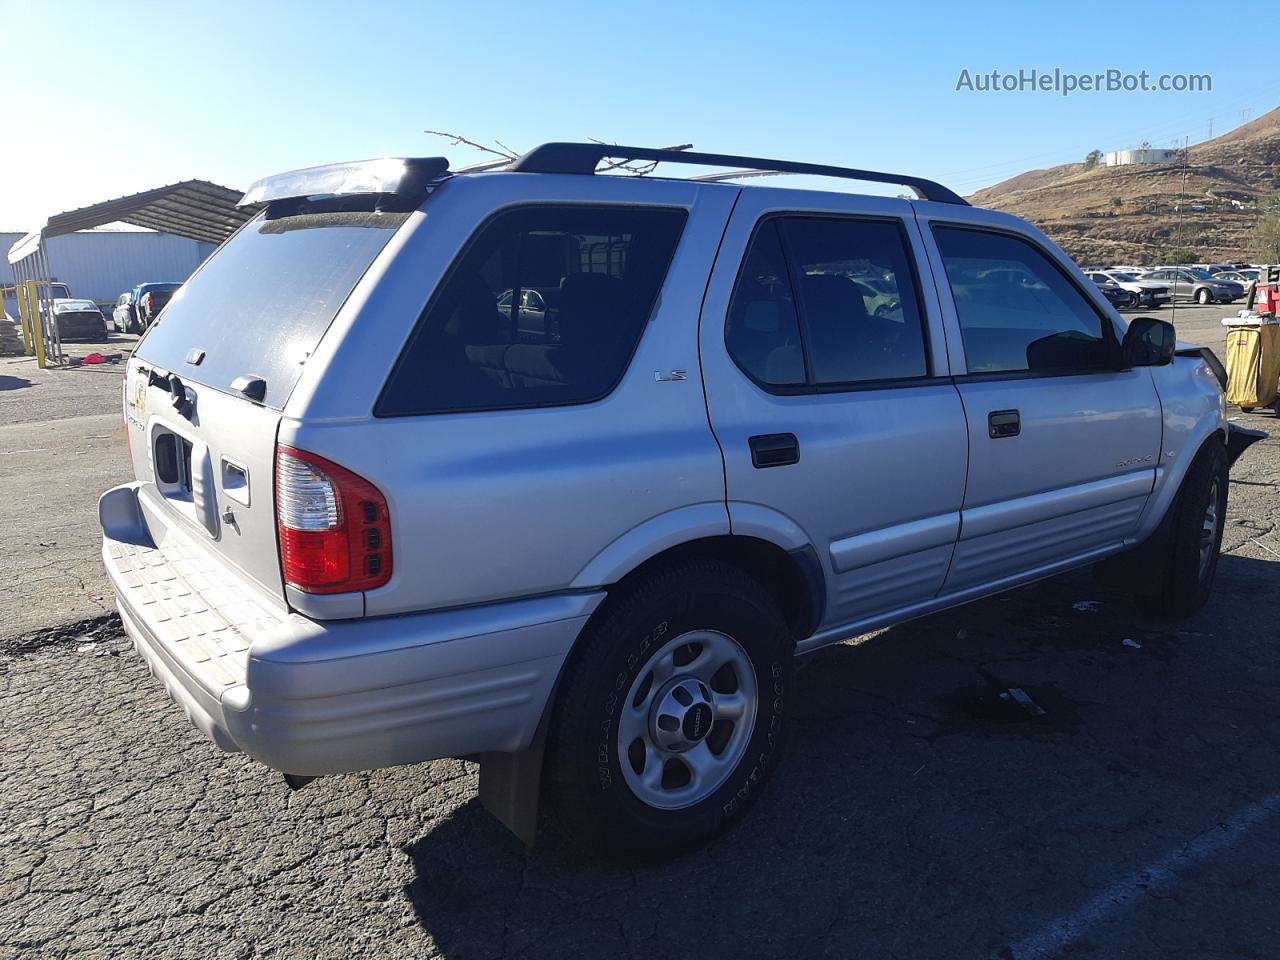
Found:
[968,107,1280,265]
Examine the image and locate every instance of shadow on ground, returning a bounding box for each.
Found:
[0,375,32,391]
[402,558,1280,959]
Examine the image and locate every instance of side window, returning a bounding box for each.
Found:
[725,221,806,385]
[782,217,929,384]
[725,215,930,388]
[377,205,686,415]
[932,226,1114,375]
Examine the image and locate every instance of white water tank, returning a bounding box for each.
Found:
[1104,148,1180,166]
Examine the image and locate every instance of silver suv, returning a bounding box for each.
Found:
[99,144,1264,861]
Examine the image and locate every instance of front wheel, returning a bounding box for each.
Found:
[546,561,793,862]
[1196,288,1214,305]
[1138,442,1228,617]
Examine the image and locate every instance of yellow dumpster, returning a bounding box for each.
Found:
[1223,318,1280,411]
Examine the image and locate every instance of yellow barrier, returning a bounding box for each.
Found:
[22,281,47,369]
[15,283,35,356]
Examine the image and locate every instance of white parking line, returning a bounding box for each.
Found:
[998,794,1280,960]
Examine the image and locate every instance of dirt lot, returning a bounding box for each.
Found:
[2,307,1279,959]
[0,332,136,635]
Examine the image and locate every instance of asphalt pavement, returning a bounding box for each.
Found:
[2,306,1279,959]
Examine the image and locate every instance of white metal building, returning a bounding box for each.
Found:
[0,228,216,305]
[1104,148,1180,167]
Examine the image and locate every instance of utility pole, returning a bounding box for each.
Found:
[1172,135,1190,328]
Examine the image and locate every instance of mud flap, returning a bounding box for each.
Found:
[478,731,546,848]
[1227,424,1267,469]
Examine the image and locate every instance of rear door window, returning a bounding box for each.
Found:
[725,215,930,388]
[725,221,806,386]
[377,205,686,415]
[136,204,408,409]
[783,217,929,384]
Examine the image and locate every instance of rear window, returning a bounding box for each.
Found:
[376,204,686,416]
[136,205,407,409]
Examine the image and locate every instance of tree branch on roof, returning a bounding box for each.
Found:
[424,131,693,176]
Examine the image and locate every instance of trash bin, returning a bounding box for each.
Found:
[1223,316,1280,411]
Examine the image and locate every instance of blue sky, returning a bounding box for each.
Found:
[3,0,1278,228]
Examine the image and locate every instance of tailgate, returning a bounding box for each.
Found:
[125,359,285,602]
[122,199,411,607]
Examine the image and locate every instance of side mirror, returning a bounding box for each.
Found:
[1121,316,1176,367]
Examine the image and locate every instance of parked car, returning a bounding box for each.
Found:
[111,292,134,333]
[4,281,71,320]
[1145,267,1245,304]
[52,298,108,340]
[1089,271,1170,307]
[1214,270,1258,289]
[113,282,182,334]
[1091,276,1137,309]
[99,147,1265,862]
[138,283,181,327]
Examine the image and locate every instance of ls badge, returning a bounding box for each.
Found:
[654,370,688,382]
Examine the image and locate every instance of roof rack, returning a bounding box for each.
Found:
[507,142,968,205]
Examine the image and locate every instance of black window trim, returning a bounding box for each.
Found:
[927,220,1123,383]
[725,211,941,396]
[374,201,690,418]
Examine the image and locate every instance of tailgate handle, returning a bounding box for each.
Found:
[749,433,800,468]
[988,409,1021,439]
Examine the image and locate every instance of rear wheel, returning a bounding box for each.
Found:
[1137,441,1228,617]
[1196,288,1214,305]
[546,561,793,862]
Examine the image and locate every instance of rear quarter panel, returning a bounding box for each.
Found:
[282,175,740,616]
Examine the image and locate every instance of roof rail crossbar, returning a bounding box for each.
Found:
[507,142,968,205]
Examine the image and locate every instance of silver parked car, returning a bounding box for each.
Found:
[1145,267,1245,304]
[1214,270,1259,290]
[1089,271,1170,307]
[99,145,1264,861]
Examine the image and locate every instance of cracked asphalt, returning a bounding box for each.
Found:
[2,307,1280,958]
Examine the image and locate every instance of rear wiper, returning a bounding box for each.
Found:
[230,374,267,404]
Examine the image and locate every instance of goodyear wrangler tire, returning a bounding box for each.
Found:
[546,561,792,862]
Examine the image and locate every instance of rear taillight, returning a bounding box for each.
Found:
[275,446,392,594]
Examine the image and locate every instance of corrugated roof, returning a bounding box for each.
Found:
[8,180,259,263]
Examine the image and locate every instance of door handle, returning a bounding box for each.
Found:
[749,433,799,468]
[988,410,1021,439]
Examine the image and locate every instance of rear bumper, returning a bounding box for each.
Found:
[100,482,602,775]
[57,320,106,339]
